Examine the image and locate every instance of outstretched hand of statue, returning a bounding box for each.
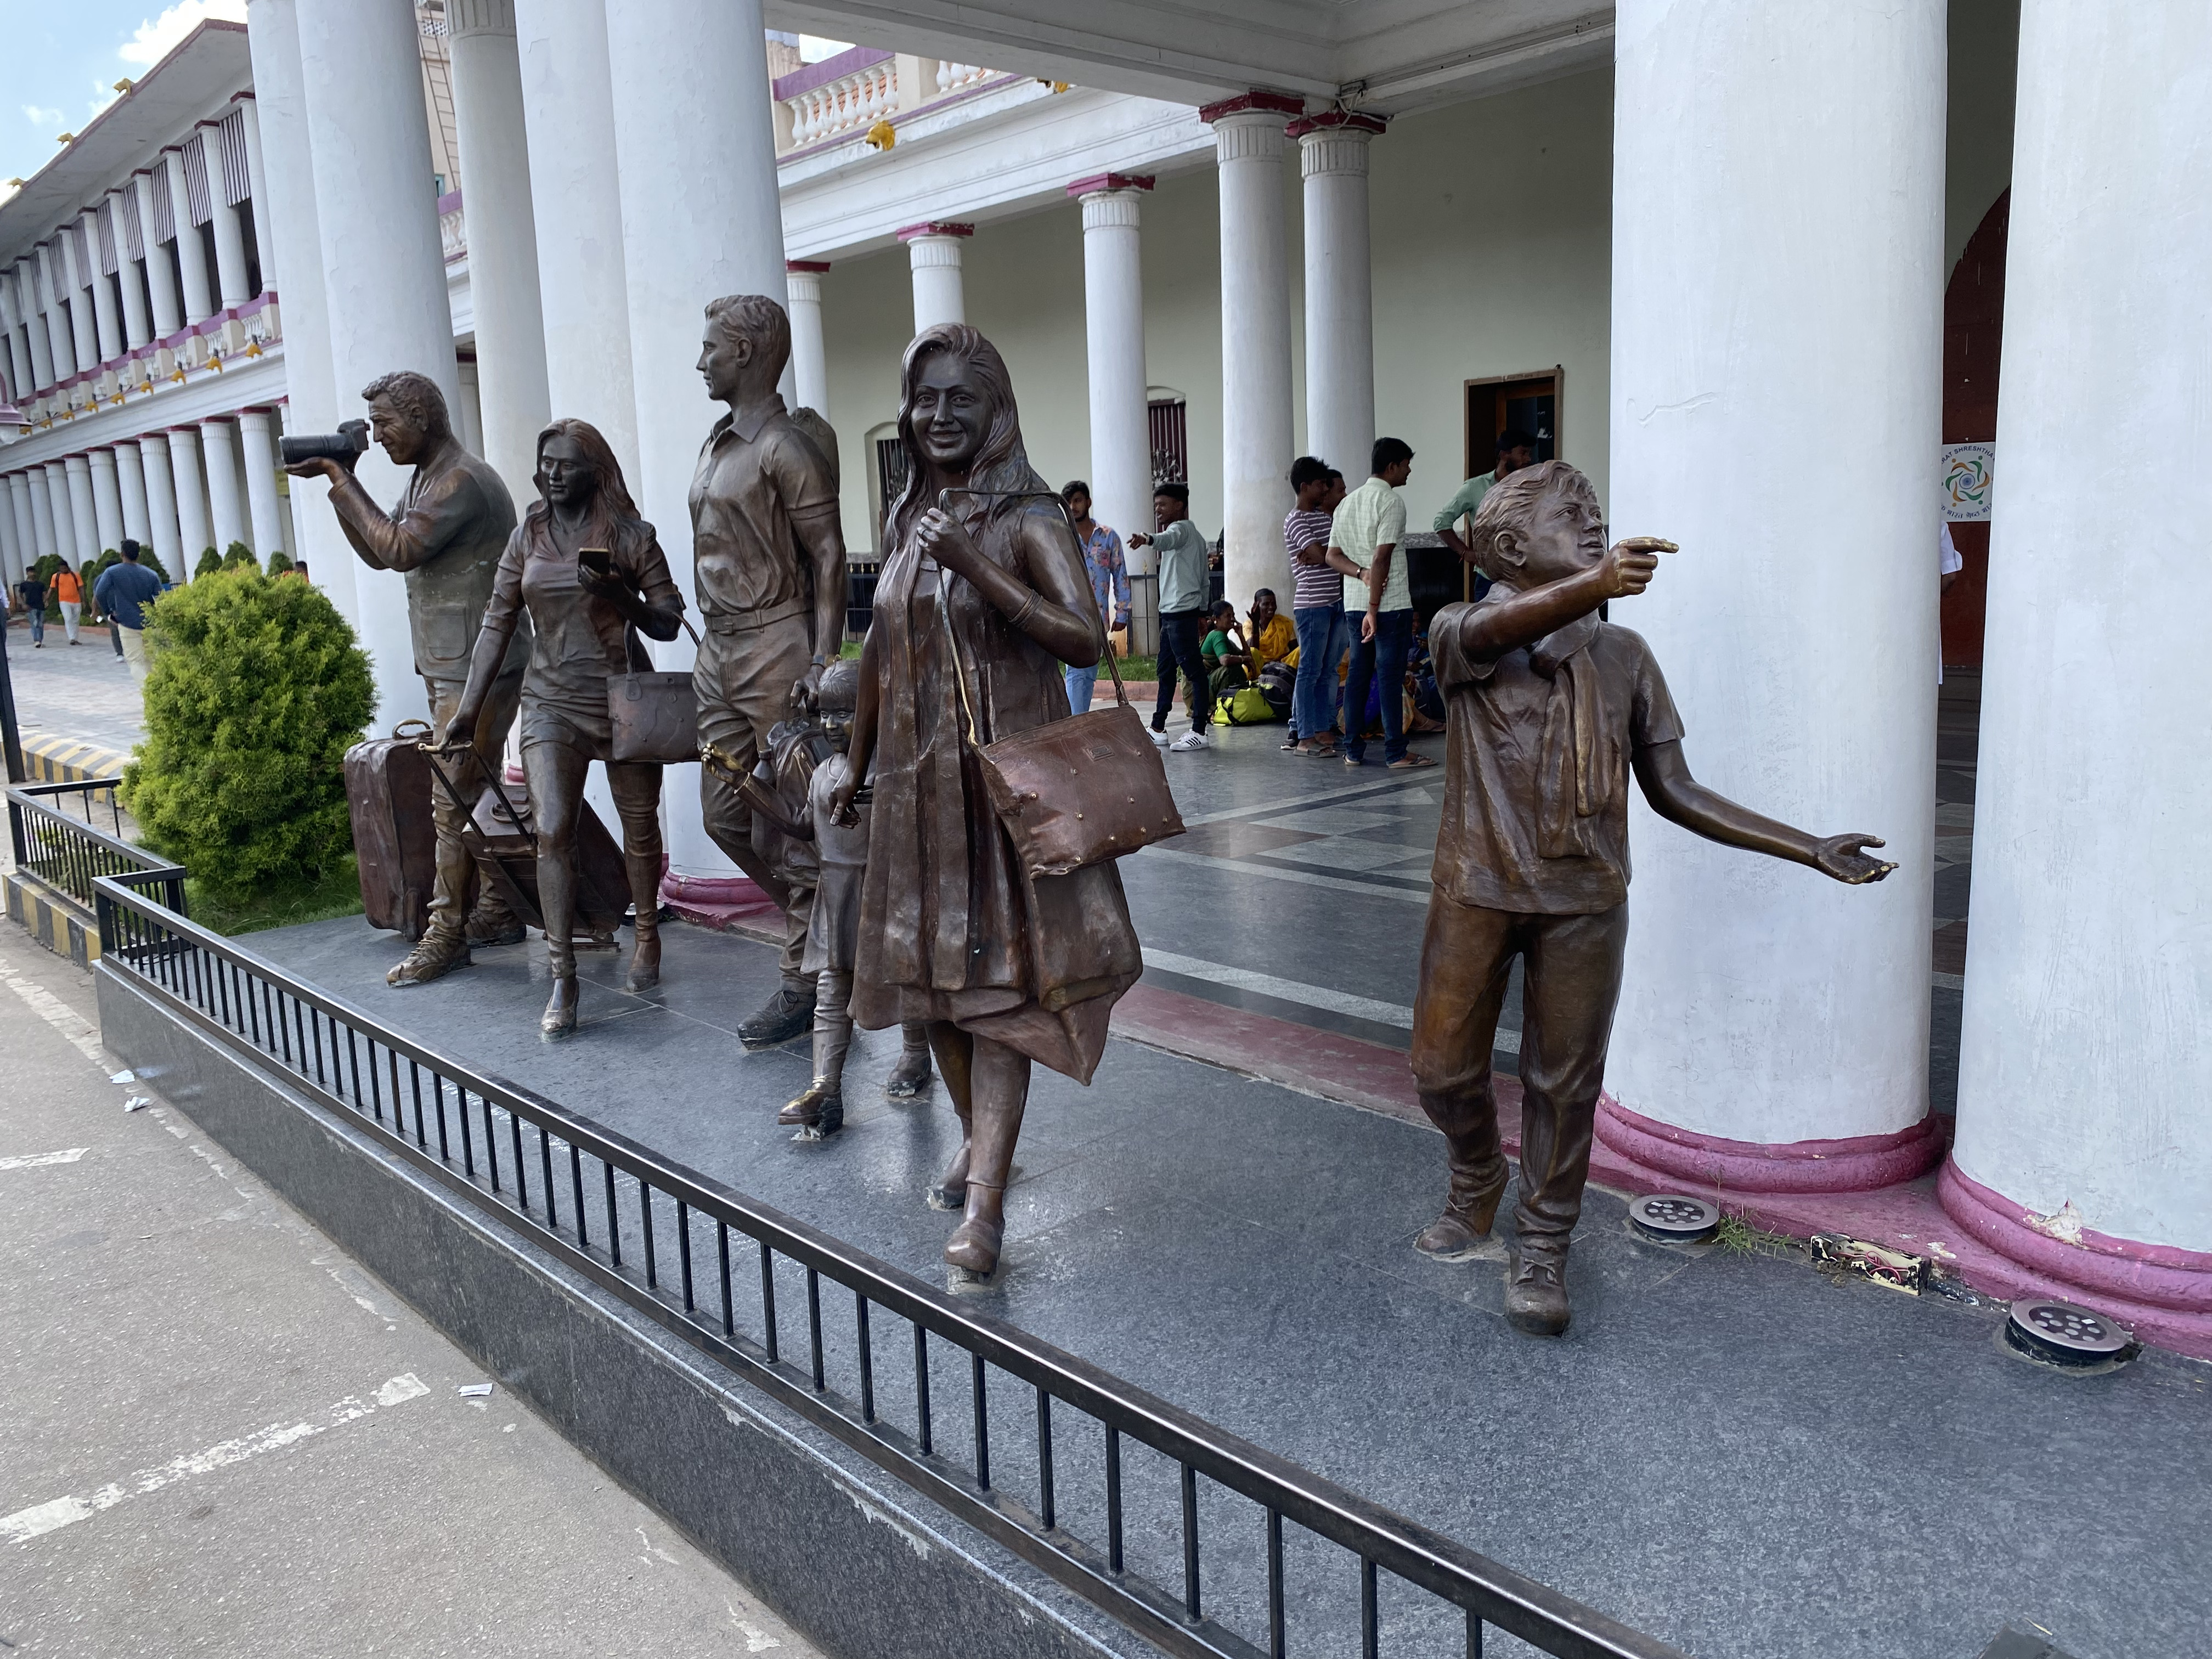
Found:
[1596,536,1676,599]
[1812,834,1895,884]
[914,508,986,584]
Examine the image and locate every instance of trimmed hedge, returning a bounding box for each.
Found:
[122,567,375,901]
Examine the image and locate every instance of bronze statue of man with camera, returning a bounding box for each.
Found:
[287,371,530,987]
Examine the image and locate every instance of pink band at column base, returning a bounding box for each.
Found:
[1937,1159,2212,1316]
[659,869,780,932]
[1594,1096,1946,1194]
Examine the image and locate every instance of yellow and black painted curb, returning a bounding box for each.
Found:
[2,867,98,966]
[19,732,132,785]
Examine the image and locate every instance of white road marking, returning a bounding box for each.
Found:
[1136,845,1432,906]
[1175,773,1432,828]
[0,1374,429,1545]
[1139,949,1521,1054]
[0,958,109,1066]
[0,1147,89,1171]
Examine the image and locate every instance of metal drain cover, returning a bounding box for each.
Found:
[2005,1299,2132,1367]
[1628,1194,1720,1244]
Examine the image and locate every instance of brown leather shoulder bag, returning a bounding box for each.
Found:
[937,490,1185,878]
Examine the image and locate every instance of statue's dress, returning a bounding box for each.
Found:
[851,496,1140,1083]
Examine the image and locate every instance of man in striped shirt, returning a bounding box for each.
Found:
[1285,458,1352,755]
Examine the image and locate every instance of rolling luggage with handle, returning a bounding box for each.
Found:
[344,719,438,940]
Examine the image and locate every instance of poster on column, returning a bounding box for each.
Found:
[1940,443,1993,522]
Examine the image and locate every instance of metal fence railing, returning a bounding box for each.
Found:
[8,778,178,916]
[92,866,1689,1659]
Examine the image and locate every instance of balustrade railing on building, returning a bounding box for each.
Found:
[772,50,1015,157]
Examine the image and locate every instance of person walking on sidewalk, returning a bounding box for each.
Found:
[51,563,82,645]
[14,572,47,647]
[1059,479,1130,714]
[1129,482,1213,751]
[1335,438,1432,770]
[94,541,165,686]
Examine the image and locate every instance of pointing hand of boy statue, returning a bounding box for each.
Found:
[1599,535,1676,597]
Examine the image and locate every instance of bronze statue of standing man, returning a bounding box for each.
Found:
[690,296,850,1048]
[289,370,529,987]
[1413,460,1893,1336]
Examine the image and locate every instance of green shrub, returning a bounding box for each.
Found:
[194,546,222,579]
[122,567,375,901]
[135,546,171,583]
[221,540,256,570]
[266,548,295,577]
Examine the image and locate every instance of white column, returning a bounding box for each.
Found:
[0,476,21,586]
[88,448,126,557]
[1073,178,1154,563]
[37,246,78,382]
[135,172,183,340]
[1604,1,1945,1162]
[238,408,286,559]
[603,0,787,884]
[1952,3,2212,1269]
[0,280,30,399]
[200,418,247,556]
[207,145,254,309]
[245,0,356,623]
[167,428,213,567]
[137,435,183,577]
[13,262,54,390]
[236,95,276,291]
[109,190,153,351]
[64,456,100,566]
[785,261,830,415]
[1297,114,1383,479]
[297,0,465,730]
[448,0,551,499]
[516,0,639,480]
[115,441,153,552]
[30,466,63,563]
[1204,97,1299,611]
[899,223,970,331]
[58,232,101,374]
[7,476,38,574]
[163,148,216,325]
[78,210,123,363]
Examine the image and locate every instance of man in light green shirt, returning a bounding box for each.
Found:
[1330,437,1434,770]
[1433,427,1537,573]
[1129,482,1217,749]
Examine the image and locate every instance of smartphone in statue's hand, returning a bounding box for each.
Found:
[578,546,613,577]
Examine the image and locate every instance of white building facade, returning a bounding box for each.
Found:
[4,0,2204,1351]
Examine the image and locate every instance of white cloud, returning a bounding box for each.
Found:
[22,105,65,128]
[118,0,249,70]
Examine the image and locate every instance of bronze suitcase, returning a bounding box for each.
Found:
[463,773,634,936]
[344,721,438,940]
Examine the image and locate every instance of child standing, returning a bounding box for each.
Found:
[755,662,933,1139]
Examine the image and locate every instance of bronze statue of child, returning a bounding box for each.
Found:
[1414,460,1894,1336]
[726,667,932,1137]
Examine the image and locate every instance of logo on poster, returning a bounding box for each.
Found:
[1942,443,1994,522]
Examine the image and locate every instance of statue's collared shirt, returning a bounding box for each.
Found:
[688,393,837,628]
[1429,596,1684,916]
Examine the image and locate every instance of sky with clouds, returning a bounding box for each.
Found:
[2,0,246,191]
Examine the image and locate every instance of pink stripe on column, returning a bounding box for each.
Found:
[1594,1096,1946,1193]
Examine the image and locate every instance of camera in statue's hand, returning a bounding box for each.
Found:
[280,419,370,480]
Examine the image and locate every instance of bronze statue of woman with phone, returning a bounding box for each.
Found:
[444,419,687,1036]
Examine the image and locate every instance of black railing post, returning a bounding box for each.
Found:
[0,614,25,785]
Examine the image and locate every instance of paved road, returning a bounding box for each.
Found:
[0,922,820,1658]
[4,612,147,757]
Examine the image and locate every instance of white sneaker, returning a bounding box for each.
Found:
[1169,730,1210,752]
[1150,727,1172,746]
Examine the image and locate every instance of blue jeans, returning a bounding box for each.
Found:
[1292,602,1348,741]
[1344,607,1415,764]
[25,608,43,645]
[1063,664,1098,714]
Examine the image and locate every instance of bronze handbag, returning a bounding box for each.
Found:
[938,490,1185,878]
[608,613,704,765]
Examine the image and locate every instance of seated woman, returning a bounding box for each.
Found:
[442,419,686,1037]
[1245,587,1297,673]
[1200,600,1254,699]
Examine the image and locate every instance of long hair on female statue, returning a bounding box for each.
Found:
[885,324,1049,551]
[527,417,638,540]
